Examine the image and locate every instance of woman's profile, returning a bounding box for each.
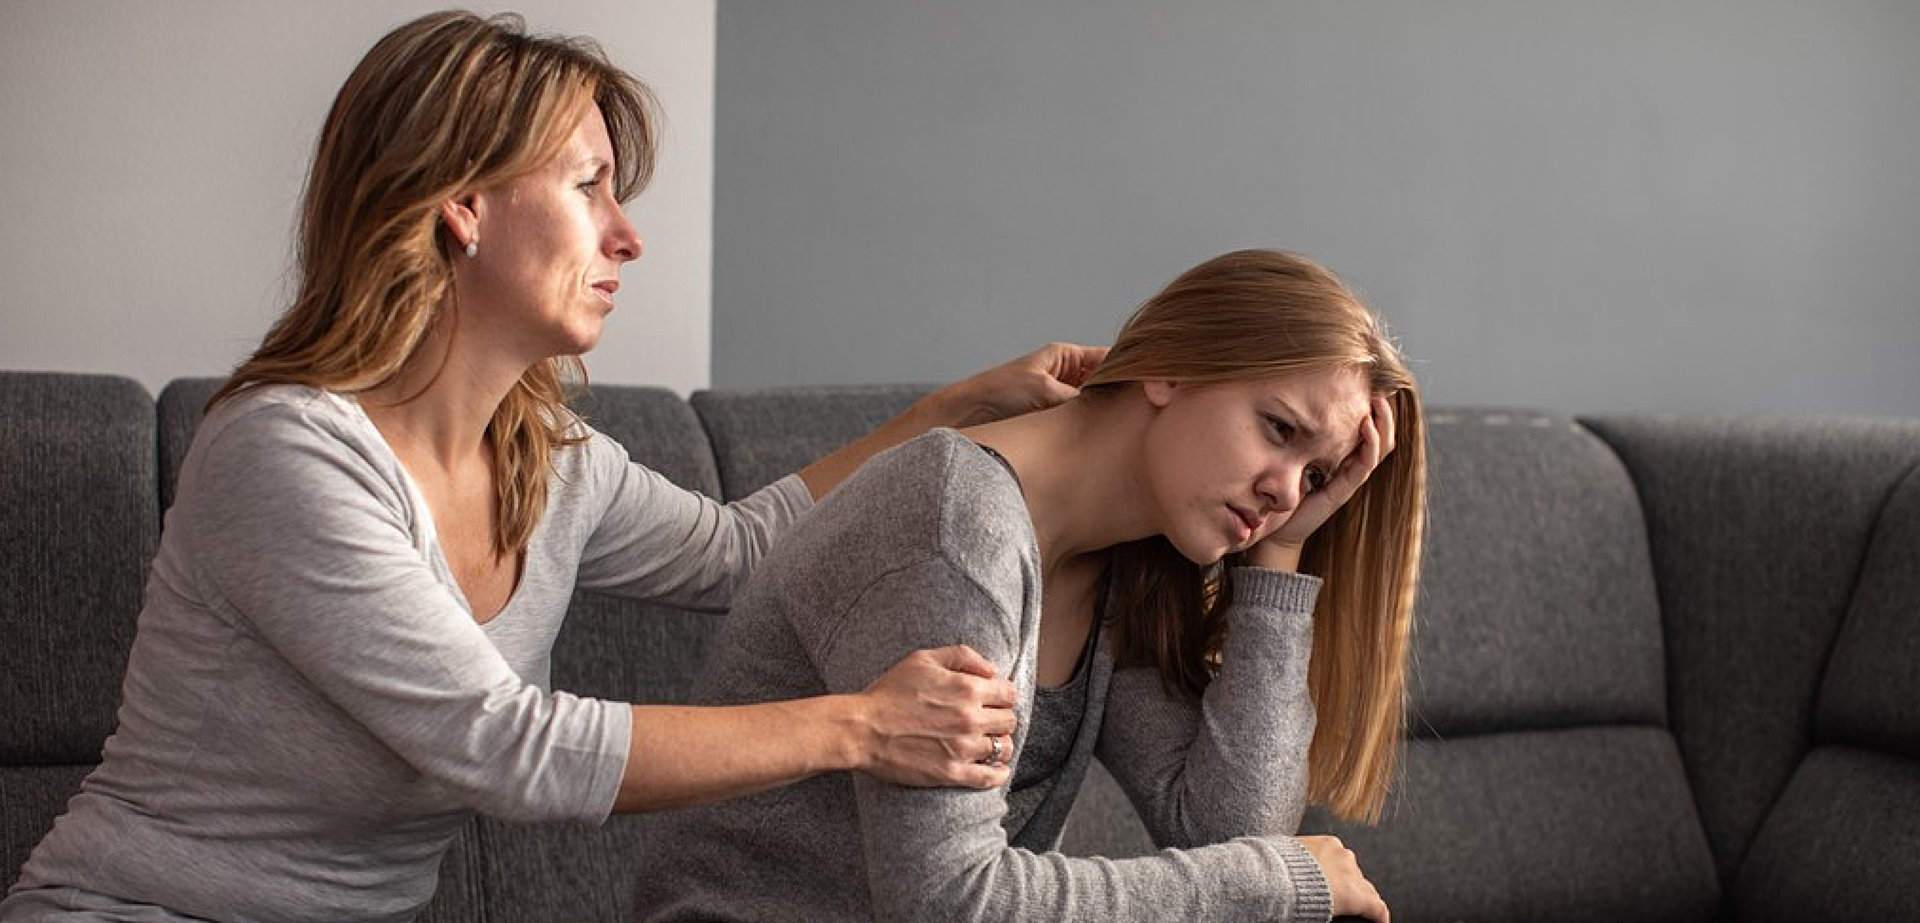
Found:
[634,249,1424,923]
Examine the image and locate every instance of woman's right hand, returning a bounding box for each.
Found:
[1299,835,1390,922]
[855,645,1019,789]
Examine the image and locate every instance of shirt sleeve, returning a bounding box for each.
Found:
[572,432,813,610]
[816,556,1332,923]
[174,402,631,823]
[1095,567,1323,847]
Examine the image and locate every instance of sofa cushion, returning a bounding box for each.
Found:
[156,377,223,517]
[0,766,95,896]
[1294,412,1715,922]
[1413,411,1666,737]
[1303,726,1718,923]
[0,372,154,765]
[1815,462,1920,759]
[1732,746,1920,922]
[1582,415,1920,884]
[690,384,936,499]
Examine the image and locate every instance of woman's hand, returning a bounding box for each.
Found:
[1299,835,1390,922]
[854,645,1019,789]
[1249,394,1397,572]
[929,343,1108,428]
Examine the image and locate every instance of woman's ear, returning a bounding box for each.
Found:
[1142,380,1178,409]
[439,193,481,253]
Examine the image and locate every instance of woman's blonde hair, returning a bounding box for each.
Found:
[1088,249,1426,823]
[211,10,659,555]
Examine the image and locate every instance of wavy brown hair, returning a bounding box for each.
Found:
[1089,249,1426,823]
[210,10,659,555]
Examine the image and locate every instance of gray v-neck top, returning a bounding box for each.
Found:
[634,429,1332,922]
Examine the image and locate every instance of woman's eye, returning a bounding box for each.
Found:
[577,178,602,196]
[1305,467,1329,494]
[1265,416,1293,440]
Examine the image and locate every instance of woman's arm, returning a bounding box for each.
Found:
[574,343,1104,606]
[797,343,1105,499]
[820,558,1331,923]
[614,645,1016,813]
[1095,568,1322,845]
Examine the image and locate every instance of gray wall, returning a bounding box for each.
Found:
[713,1,1919,416]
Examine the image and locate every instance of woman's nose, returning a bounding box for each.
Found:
[607,209,642,262]
[1258,467,1304,514]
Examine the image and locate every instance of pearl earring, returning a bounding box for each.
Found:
[464,239,479,259]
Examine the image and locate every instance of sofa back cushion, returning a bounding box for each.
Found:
[0,372,155,890]
[1734,454,1920,922]
[1584,415,1920,890]
[1292,410,1717,923]
[690,384,936,499]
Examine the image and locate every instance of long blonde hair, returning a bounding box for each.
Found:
[210,10,659,555]
[1088,249,1426,823]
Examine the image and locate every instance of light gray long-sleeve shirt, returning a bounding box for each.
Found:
[3,385,810,923]
[633,429,1332,923]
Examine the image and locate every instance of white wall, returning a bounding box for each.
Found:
[0,1,714,396]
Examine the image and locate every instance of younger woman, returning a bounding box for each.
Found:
[634,249,1424,923]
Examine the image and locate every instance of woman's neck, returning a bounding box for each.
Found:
[963,392,1159,575]
[358,309,529,472]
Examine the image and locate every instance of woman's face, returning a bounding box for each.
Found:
[455,104,642,362]
[1140,366,1372,565]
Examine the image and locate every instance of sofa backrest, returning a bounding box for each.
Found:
[1583,418,1920,882]
[6,372,1917,923]
[1737,461,1920,921]
[1587,416,1920,922]
[1293,411,1720,923]
[0,372,155,892]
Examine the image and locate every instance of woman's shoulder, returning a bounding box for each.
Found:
[185,383,399,493]
[196,383,369,451]
[819,429,1034,564]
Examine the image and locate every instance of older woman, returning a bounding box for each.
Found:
[1,11,1099,922]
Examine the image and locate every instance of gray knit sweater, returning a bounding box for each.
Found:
[633,429,1332,922]
[2,385,811,923]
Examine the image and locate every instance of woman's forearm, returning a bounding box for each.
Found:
[796,343,1104,499]
[797,395,950,500]
[613,645,1018,813]
[614,697,864,813]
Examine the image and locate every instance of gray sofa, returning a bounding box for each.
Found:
[3,369,1917,922]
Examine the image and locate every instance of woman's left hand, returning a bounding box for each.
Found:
[1248,394,1397,572]
[932,342,1108,427]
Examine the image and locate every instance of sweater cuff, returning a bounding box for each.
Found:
[1228,566,1322,615]
[1275,835,1334,923]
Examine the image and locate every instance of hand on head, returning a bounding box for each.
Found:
[1248,393,1398,571]
[856,645,1019,789]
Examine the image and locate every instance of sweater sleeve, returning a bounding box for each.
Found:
[1095,567,1323,846]
[174,402,630,823]
[818,557,1332,923]
[573,433,812,610]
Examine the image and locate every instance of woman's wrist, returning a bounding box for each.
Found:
[1246,538,1303,572]
[816,692,875,774]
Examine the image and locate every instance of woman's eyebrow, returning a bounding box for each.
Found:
[1273,396,1361,468]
